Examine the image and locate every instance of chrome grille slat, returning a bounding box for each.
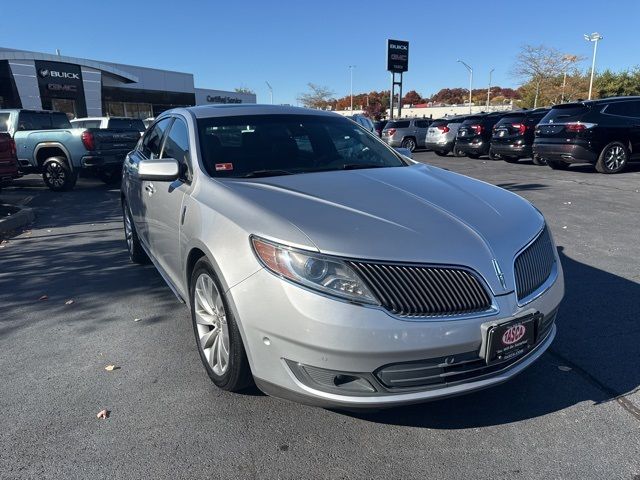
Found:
[514,227,556,301]
[348,262,492,317]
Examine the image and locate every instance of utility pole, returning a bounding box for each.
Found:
[457,60,473,114]
[265,81,273,104]
[486,68,495,108]
[584,32,603,100]
[348,65,355,112]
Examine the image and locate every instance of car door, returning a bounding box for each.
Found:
[622,100,640,155]
[144,116,192,285]
[415,120,429,146]
[128,117,172,245]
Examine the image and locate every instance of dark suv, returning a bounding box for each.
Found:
[491,108,549,164]
[534,97,640,173]
[455,112,507,158]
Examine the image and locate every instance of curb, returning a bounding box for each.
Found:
[0,204,35,236]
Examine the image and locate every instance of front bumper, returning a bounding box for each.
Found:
[532,142,597,164]
[227,265,564,408]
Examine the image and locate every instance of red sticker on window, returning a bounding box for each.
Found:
[215,163,233,171]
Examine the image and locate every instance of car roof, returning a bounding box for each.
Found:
[182,104,340,119]
[553,96,640,108]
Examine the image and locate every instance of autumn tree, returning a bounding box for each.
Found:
[297,83,335,109]
[402,90,423,106]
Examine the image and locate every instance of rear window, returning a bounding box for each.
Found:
[17,111,71,130]
[541,104,589,123]
[495,114,525,126]
[108,118,146,132]
[430,119,448,127]
[385,121,410,128]
[461,116,484,125]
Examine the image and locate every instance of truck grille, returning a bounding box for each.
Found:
[347,262,492,317]
[514,227,556,302]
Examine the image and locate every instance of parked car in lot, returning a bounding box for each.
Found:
[455,112,508,158]
[382,118,432,152]
[0,109,141,190]
[534,97,640,173]
[491,109,549,164]
[424,116,468,156]
[348,114,375,133]
[71,116,146,136]
[0,132,20,190]
[121,104,563,408]
[373,120,387,137]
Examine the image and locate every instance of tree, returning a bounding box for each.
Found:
[595,68,640,98]
[297,83,335,109]
[512,45,584,108]
[402,90,423,106]
[234,87,255,95]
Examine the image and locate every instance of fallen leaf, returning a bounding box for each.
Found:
[39,295,48,301]
[134,318,142,322]
[65,299,75,305]
[105,365,120,371]
[558,365,572,372]
[96,409,110,419]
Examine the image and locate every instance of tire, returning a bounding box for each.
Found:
[401,137,417,152]
[98,167,122,185]
[190,257,252,392]
[42,157,77,191]
[434,150,448,157]
[595,141,629,174]
[122,200,149,264]
[547,158,570,170]
[532,154,547,166]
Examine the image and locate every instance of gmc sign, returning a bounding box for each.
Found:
[387,39,409,73]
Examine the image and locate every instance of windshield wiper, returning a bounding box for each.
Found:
[243,169,294,178]
[341,163,386,170]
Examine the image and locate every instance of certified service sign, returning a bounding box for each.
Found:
[387,39,409,73]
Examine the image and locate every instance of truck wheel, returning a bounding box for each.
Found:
[98,167,122,185]
[42,157,77,191]
[596,141,628,174]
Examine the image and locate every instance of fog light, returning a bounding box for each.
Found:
[285,360,377,394]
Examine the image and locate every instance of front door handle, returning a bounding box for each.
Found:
[145,183,155,195]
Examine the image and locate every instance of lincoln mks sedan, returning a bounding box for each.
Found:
[121,105,564,408]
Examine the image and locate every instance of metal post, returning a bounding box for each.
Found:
[589,37,600,100]
[457,60,473,114]
[561,71,567,103]
[487,68,494,108]
[389,73,394,120]
[398,73,403,118]
[265,81,273,105]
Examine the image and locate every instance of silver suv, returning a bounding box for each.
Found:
[121,105,563,408]
[425,116,468,156]
[382,118,432,152]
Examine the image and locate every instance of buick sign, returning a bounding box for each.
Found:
[387,39,409,73]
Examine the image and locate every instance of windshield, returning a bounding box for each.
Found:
[197,114,406,178]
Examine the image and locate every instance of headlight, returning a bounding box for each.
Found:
[251,236,378,305]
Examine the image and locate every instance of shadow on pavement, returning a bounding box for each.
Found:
[346,247,640,428]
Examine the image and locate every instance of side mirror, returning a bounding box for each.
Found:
[394,147,413,159]
[138,158,180,181]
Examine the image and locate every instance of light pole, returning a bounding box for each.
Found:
[348,65,355,112]
[584,32,603,100]
[457,60,473,114]
[265,81,273,104]
[486,68,495,108]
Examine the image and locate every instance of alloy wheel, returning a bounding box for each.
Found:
[45,162,66,188]
[194,274,230,376]
[403,138,416,152]
[604,145,626,171]
[124,207,134,253]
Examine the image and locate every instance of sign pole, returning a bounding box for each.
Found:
[389,73,394,120]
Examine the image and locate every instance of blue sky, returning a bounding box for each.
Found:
[2,0,638,105]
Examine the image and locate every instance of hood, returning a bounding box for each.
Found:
[220,164,544,295]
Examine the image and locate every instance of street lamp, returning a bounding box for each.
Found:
[584,32,603,100]
[457,59,473,114]
[348,65,356,112]
[486,68,495,108]
[265,81,273,105]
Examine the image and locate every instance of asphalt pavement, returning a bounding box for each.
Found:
[1,156,639,480]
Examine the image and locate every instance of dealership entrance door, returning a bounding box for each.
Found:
[51,98,77,119]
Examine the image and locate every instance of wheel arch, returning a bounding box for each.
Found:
[34,142,72,169]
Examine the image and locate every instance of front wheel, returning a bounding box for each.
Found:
[596,141,629,173]
[42,157,77,191]
[190,258,252,392]
[122,200,149,264]
[401,137,417,152]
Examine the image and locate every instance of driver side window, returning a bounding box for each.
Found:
[141,118,171,159]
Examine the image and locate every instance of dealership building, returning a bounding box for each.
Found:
[0,47,256,119]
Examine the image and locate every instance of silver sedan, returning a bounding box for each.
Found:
[121,105,564,408]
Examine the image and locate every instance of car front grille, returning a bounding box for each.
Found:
[347,262,492,317]
[375,309,557,390]
[514,227,556,302]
